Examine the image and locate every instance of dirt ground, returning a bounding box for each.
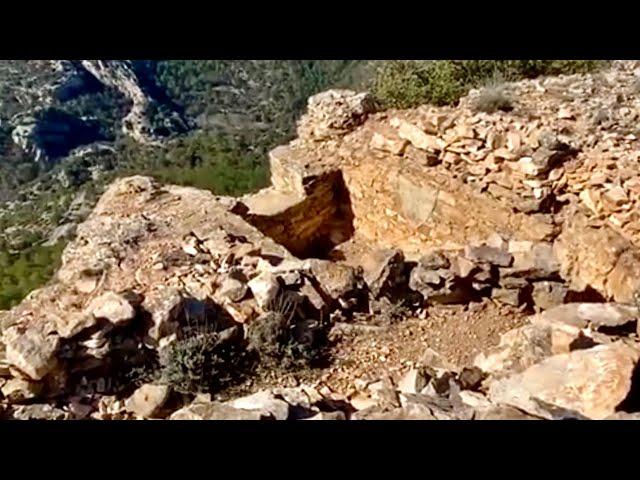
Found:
[224,298,529,399]
[317,299,528,394]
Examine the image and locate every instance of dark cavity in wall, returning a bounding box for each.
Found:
[232,171,355,260]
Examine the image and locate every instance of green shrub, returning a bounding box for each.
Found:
[0,242,65,310]
[114,132,270,196]
[372,60,605,109]
[155,325,246,395]
[246,311,291,359]
[246,292,329,370]
[372,61,464,108]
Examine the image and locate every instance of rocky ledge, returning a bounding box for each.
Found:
[2,62,640,420]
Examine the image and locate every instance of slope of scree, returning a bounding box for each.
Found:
[2,61,640,420]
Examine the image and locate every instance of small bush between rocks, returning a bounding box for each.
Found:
[158,334,214,394]
[140,299,252,394]
[131,291,331,395]
[247,314,329,371]
[473,80,513,113]
[246,292,329,370]
[372,60,605,109]
[155,326,247,395]
[369,297,415,326]
[246,311,290,359]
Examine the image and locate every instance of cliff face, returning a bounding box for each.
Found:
[3,62,640,420]
[3,60,188,165]
[80,60,189,144]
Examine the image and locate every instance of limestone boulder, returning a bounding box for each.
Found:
[125,384,171,419]
[86,291,136,325]
[554,216,640,303]
[2,324,60,381]
[487,342,640,420]
[169,401,265,420]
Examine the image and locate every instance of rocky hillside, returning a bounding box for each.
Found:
[0,60,365,196]
[2,61,640,420]
[0,60,368,309]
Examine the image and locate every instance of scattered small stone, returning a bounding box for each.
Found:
[531,281,568,310]
[225,390,290,420]
[464,245,513,267]
[10,404,70,420]
[0,378,42,403]
[218,276,249,303]
[492,287,522,306]
[304,411,346,420]
[457,367,485,391]
[169,402,265,420]
[247,272,280,310]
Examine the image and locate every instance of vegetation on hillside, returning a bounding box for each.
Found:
[114,133,271,194]
[371,60,605,108]
[0,242,65,310]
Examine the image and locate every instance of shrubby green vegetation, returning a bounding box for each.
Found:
[114,133,271,194]
[371,60,605,108]
[154,60,369,122]
[0,242,65,310]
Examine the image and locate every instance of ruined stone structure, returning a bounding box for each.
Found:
[3,62,640,420]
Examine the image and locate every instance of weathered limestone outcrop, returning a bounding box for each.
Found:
[231,151,354,258]
[486,342,640,420]
[238,69,640,301]
[80,60,189,143]
[296,90,375,142]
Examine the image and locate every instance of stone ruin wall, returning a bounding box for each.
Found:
[233,85,640,304]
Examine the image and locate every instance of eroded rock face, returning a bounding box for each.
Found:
[5,61,190,171]
[0,176,307,396]
[80,60,189,143]
[11,110,104,165]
